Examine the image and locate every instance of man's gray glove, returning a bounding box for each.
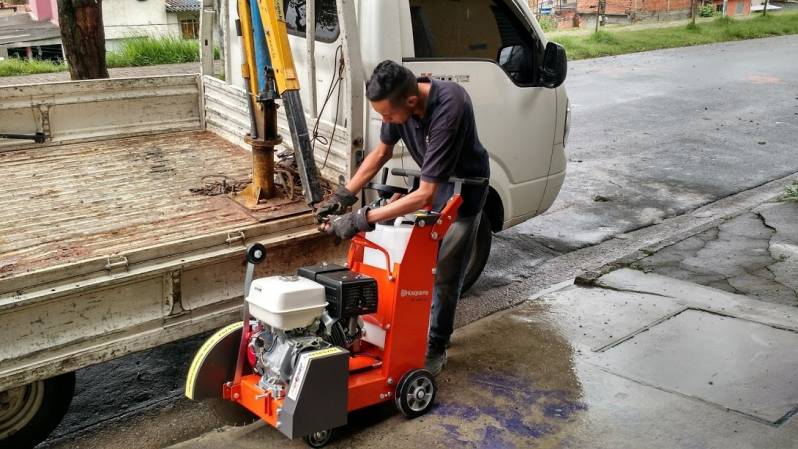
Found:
[324,206,374,240]
[315,185,358,223]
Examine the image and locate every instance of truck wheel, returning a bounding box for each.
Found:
[461,211,492,294]
[0,372,75,449]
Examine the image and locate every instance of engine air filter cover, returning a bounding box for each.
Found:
[246,276,326,330]
[314,271,378,320]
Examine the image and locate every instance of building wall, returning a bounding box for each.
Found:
[28,0,53,22]
[102,0,175,40]
[166,11,182,36]
[719,0,751,16]
[576,0,692,22]
[577,0,632,16]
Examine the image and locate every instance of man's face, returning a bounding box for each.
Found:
[370,95,418,124]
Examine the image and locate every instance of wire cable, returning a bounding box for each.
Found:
[309,44,344,170]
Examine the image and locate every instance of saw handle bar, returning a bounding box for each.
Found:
[390,168,489,196]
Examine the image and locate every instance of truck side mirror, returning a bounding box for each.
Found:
[540,42,567,88]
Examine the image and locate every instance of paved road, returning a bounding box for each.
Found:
[39,35,798,448]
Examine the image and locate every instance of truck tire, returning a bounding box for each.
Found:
[0,372,75,449]
[461,211,492,294]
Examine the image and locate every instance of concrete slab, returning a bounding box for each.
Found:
[596,268,798,331]
[635,202,798,306]
[591,309,798,424]
[169,274,798,449]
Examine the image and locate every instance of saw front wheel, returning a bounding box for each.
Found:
[303,428,335,448]
[395,369,437,418]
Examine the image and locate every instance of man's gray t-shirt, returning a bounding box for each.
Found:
[380,77,489,218]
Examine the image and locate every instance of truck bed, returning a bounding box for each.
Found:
[0,131,306,280]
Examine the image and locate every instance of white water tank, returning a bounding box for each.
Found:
[246,276,327,330]
[363,218,414,270]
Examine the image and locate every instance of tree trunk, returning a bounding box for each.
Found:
[691,0,697,25]
[57,0,108,80]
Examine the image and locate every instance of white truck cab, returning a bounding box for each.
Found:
[220,0,569,287]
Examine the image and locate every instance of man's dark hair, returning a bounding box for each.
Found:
[366,60,418,105]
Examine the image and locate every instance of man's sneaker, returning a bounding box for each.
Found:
[425,346,447,376]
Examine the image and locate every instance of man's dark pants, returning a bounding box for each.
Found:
[427,214,480,350]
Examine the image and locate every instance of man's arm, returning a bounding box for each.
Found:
[345,141,394,194]
[365,180,438,223]
[319,179,438,234]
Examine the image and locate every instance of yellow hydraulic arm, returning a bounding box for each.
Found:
[236,0,322,206]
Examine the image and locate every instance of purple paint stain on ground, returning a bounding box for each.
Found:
[471,372,544,404]
[434,402,481,420]
[433,371,587,442]
[476,404,553,438]
[481,425,515,449]
[440,423,471,445]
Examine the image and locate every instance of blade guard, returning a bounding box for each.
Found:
[185,322,244,401]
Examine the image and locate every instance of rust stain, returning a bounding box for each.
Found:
[747,75,782,84]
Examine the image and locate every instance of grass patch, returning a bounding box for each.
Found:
[0,58,66,77]
[0,35,201,77]
[555,11,798,60]
[106,36,199,67]
[784,182,798,203]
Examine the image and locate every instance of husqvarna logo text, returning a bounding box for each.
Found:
[400,289,430,298]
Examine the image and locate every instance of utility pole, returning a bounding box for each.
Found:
[763,0,769,15]
[595,3,600,32]
[595,0,606,32]
[57,0,108,80]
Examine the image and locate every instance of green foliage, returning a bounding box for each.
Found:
[699,3,716,17]
[106,36,200,68]
[714,15,735,25]
[555,11,798,60]
[785,182,798,202]
[0,35,202,78]
[539,16,558,32]
[588,30,620,44]
[0,58,66,77]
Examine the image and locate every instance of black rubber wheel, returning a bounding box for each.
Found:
[461,211,492,294]
[303,428,335,448]
[0,372,76,449]
[395,369,437,419]
[245,243,267,264]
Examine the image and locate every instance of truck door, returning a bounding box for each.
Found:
[402,0,557,218]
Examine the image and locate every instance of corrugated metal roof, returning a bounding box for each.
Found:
[0,13,60,47]
[165,0,201,12]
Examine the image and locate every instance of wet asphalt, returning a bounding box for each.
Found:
[39,34,798,448]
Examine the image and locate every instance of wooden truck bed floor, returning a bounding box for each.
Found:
[0,131,307,280]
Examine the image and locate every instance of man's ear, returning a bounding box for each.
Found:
[406,95,418,109]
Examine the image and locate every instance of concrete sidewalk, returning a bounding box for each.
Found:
[170,200,798,449]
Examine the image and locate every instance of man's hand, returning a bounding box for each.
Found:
[319,207,375,240]
[314,184,358,223]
